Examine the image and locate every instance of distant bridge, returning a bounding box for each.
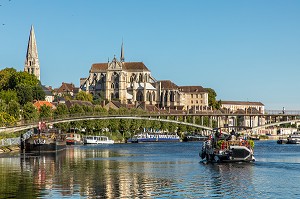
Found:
[1,110,300,134]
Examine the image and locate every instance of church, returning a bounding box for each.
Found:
[79,43,209,111]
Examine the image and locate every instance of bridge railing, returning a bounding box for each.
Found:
[0,138,20,147]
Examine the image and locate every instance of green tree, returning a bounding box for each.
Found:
[39,104,52,119]
[75,91,93,102]
[53,104,70,131]
[0,68,17,90]
[32,85,46,101]
[205,88,221,110]
[7,100,21,120]
[22,102,38,122]
[16,84,33,106]
[0,112,16,126]
[0,90,18,104]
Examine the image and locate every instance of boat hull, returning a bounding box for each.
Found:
[24,141,66,153]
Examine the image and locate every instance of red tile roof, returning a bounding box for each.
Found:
[33,101,55,110]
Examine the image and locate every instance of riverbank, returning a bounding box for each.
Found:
[0,145,20,154]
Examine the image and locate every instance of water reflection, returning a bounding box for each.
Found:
[1,142,300,198]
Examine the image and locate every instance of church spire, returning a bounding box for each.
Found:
[120,40,125,62]
[24,25,40,80]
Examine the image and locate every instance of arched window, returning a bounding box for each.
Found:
[136,91,143,101]
[111,83,114,89]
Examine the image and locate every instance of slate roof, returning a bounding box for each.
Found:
[159,80,178,89]
[178,86,207,93]
[90,62,150,73]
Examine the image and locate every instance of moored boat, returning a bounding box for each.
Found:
[66,133,82,145]
[183,135,208,142]
[23,128,66,153]
[199,130,255,163]
[277,132,300,144]
[83,136,114,144]
[127,132,180,143]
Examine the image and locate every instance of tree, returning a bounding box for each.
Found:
[7,100,21,120]
[22,102,38,122]
[32,85,46,101]
[205,88,221,110]
[16,84,33,106]
[39,104,52,119]
[75,91,93,102]
[0,90,18,104]
[0,68,17,90]
[0,112,16,126]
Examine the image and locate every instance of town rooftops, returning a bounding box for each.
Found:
[33,100,55,110]
[90,62,150,73]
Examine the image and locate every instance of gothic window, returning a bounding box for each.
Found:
[136,91,143,101]
[170,91,175,102]
[111,83,114,89]
[31,68,34,74]
[115,92,119,99]
[111,93,114,99]
[139,73,143,82]
[115,82,119,89]
[147,92,152,101]
[152,92,156,101]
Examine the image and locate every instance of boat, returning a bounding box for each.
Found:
[127,132,180,143]
[83,136,114,144]
[66,133,82,145]
[182,134,208,142]
[249,135,260,140]
[278,132,300,144]
[23,128,66,153]
[199,130,255,163]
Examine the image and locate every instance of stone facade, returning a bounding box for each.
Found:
[80,44,209,111]
[24,25,40,80]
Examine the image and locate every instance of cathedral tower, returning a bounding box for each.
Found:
[24,25,40,80]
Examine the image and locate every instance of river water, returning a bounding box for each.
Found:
[0,141,299,198]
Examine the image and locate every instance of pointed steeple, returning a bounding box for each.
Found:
[24,25,40,80]
[120,40,125,62]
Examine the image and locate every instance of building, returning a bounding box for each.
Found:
[221,101,265,130]
[54,82,79,97]
[24,25,40,80]
[80,43,209,112]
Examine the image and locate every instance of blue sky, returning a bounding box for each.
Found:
[1,1,300,110]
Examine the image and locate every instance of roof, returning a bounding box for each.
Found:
[33,101,55,110]
[221,101,264,106]
[90,62,150,73]
[159,80,178,89]
[178,86,207,93]
[41,85,53,96]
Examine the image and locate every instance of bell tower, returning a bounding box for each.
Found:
[24,25,40,80]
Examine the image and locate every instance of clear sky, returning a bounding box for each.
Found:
[1,0,300,110]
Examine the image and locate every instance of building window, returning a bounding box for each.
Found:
[191,94,193,98]
[196,94,198,98]
[191,100,193,104]
[196,100,198,104]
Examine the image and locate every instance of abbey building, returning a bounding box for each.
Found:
[80,43,209,111]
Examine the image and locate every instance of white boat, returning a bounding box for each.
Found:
[287,132,300,144]
[84,136,114,144]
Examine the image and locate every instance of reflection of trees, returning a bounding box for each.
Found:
[1,147,177,198]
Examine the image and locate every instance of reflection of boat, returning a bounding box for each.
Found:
[83,136,114,144]
[199,130,255,163]
[183,135,208,142]
[127,133,180,143]
[66,133,82,145]
[278,132,300,144]
[24,128,66,153]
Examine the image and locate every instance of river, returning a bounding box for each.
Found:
[0,141,299,198]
